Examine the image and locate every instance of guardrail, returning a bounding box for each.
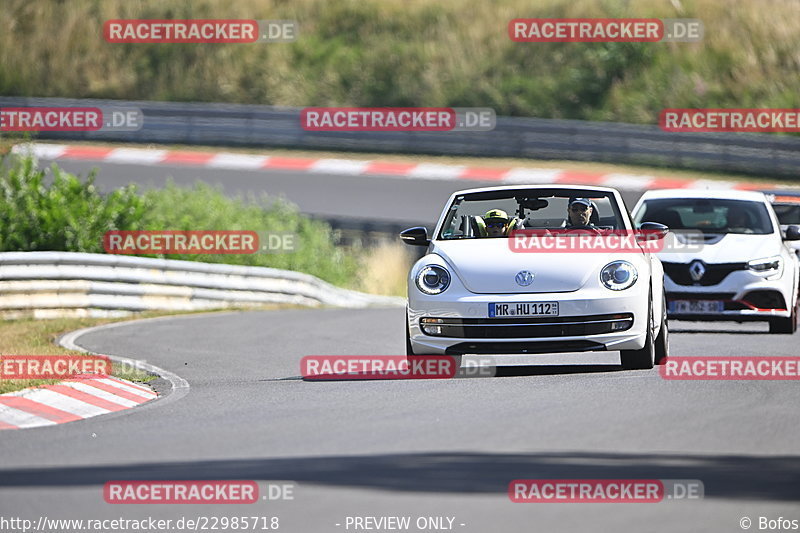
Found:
[2,96,799,178]
[0,252,404,319]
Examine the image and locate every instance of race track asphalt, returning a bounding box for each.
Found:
[1,308,798,532]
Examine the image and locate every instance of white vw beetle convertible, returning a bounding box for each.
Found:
[401,185,669,370]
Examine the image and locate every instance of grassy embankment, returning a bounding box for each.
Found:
[1,0,798,124]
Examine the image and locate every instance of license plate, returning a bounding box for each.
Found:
[668,300,724,314]
[489,302,559,317]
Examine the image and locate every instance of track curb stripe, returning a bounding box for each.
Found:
[13,143,800,192]
[0,373,158,430]
[0,396,81,423]
[0,404,56,428]
[65,377,153,404]
[94,377,156,398]
[43,384,131,412]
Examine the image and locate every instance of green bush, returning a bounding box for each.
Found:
[0,155,145,252]
[140,181,360,286]
[0,155,360,286]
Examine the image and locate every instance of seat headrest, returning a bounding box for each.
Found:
[472,215,487,237]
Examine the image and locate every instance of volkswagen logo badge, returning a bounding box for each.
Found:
[515,270,534,286]
[689,260,706,282]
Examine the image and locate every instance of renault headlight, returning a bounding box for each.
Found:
[415,265,451,295]
[747,256,783,279]
[747,256,782,272]
[600,261,638,291]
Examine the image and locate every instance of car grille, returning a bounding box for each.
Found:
[445,341,606,355]
[419,313,633,339]
[665,291,787,311]
[667,292,736,300]
[662,261,747,286]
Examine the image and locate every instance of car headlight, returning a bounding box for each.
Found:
[600,261,638,291]
[415,265,451,295]
[747,256,782,272]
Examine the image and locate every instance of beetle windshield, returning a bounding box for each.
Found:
[438,189,625,240]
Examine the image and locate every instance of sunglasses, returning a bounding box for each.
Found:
[486,221,508,228]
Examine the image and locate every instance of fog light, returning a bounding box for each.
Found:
[421,318,446,336]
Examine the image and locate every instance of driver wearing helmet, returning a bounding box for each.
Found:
[565,197,597,228]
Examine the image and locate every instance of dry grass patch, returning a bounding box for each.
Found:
[0,316,154,394]
[359,241,414,297]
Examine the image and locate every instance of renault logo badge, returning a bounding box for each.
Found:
[515,270,534,286]
[689,260,706,281]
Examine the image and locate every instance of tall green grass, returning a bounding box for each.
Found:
[1,0,799,123]
[0,155,360,286]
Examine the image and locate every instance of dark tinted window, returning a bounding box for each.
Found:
[635,198,773,234]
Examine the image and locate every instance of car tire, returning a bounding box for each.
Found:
[768,303,797,334]
[405,319,415,356]
[654,292,669,365]
[620,292,655,370]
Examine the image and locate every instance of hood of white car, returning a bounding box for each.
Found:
[659,233,781,264]
[432,239,639,294]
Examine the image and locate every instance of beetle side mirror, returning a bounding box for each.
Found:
[400,227,430,246]
[636,222,669,241]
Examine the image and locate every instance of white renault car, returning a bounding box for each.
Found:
[632,189,800,334]
[401,185,668,370]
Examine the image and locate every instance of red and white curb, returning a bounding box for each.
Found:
[12,143,798,192]
[0,315,193,430]
[0,374,156,430]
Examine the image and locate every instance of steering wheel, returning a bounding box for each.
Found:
[564,226,603,235]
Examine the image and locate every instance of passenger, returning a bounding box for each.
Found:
[483,209,512,237]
